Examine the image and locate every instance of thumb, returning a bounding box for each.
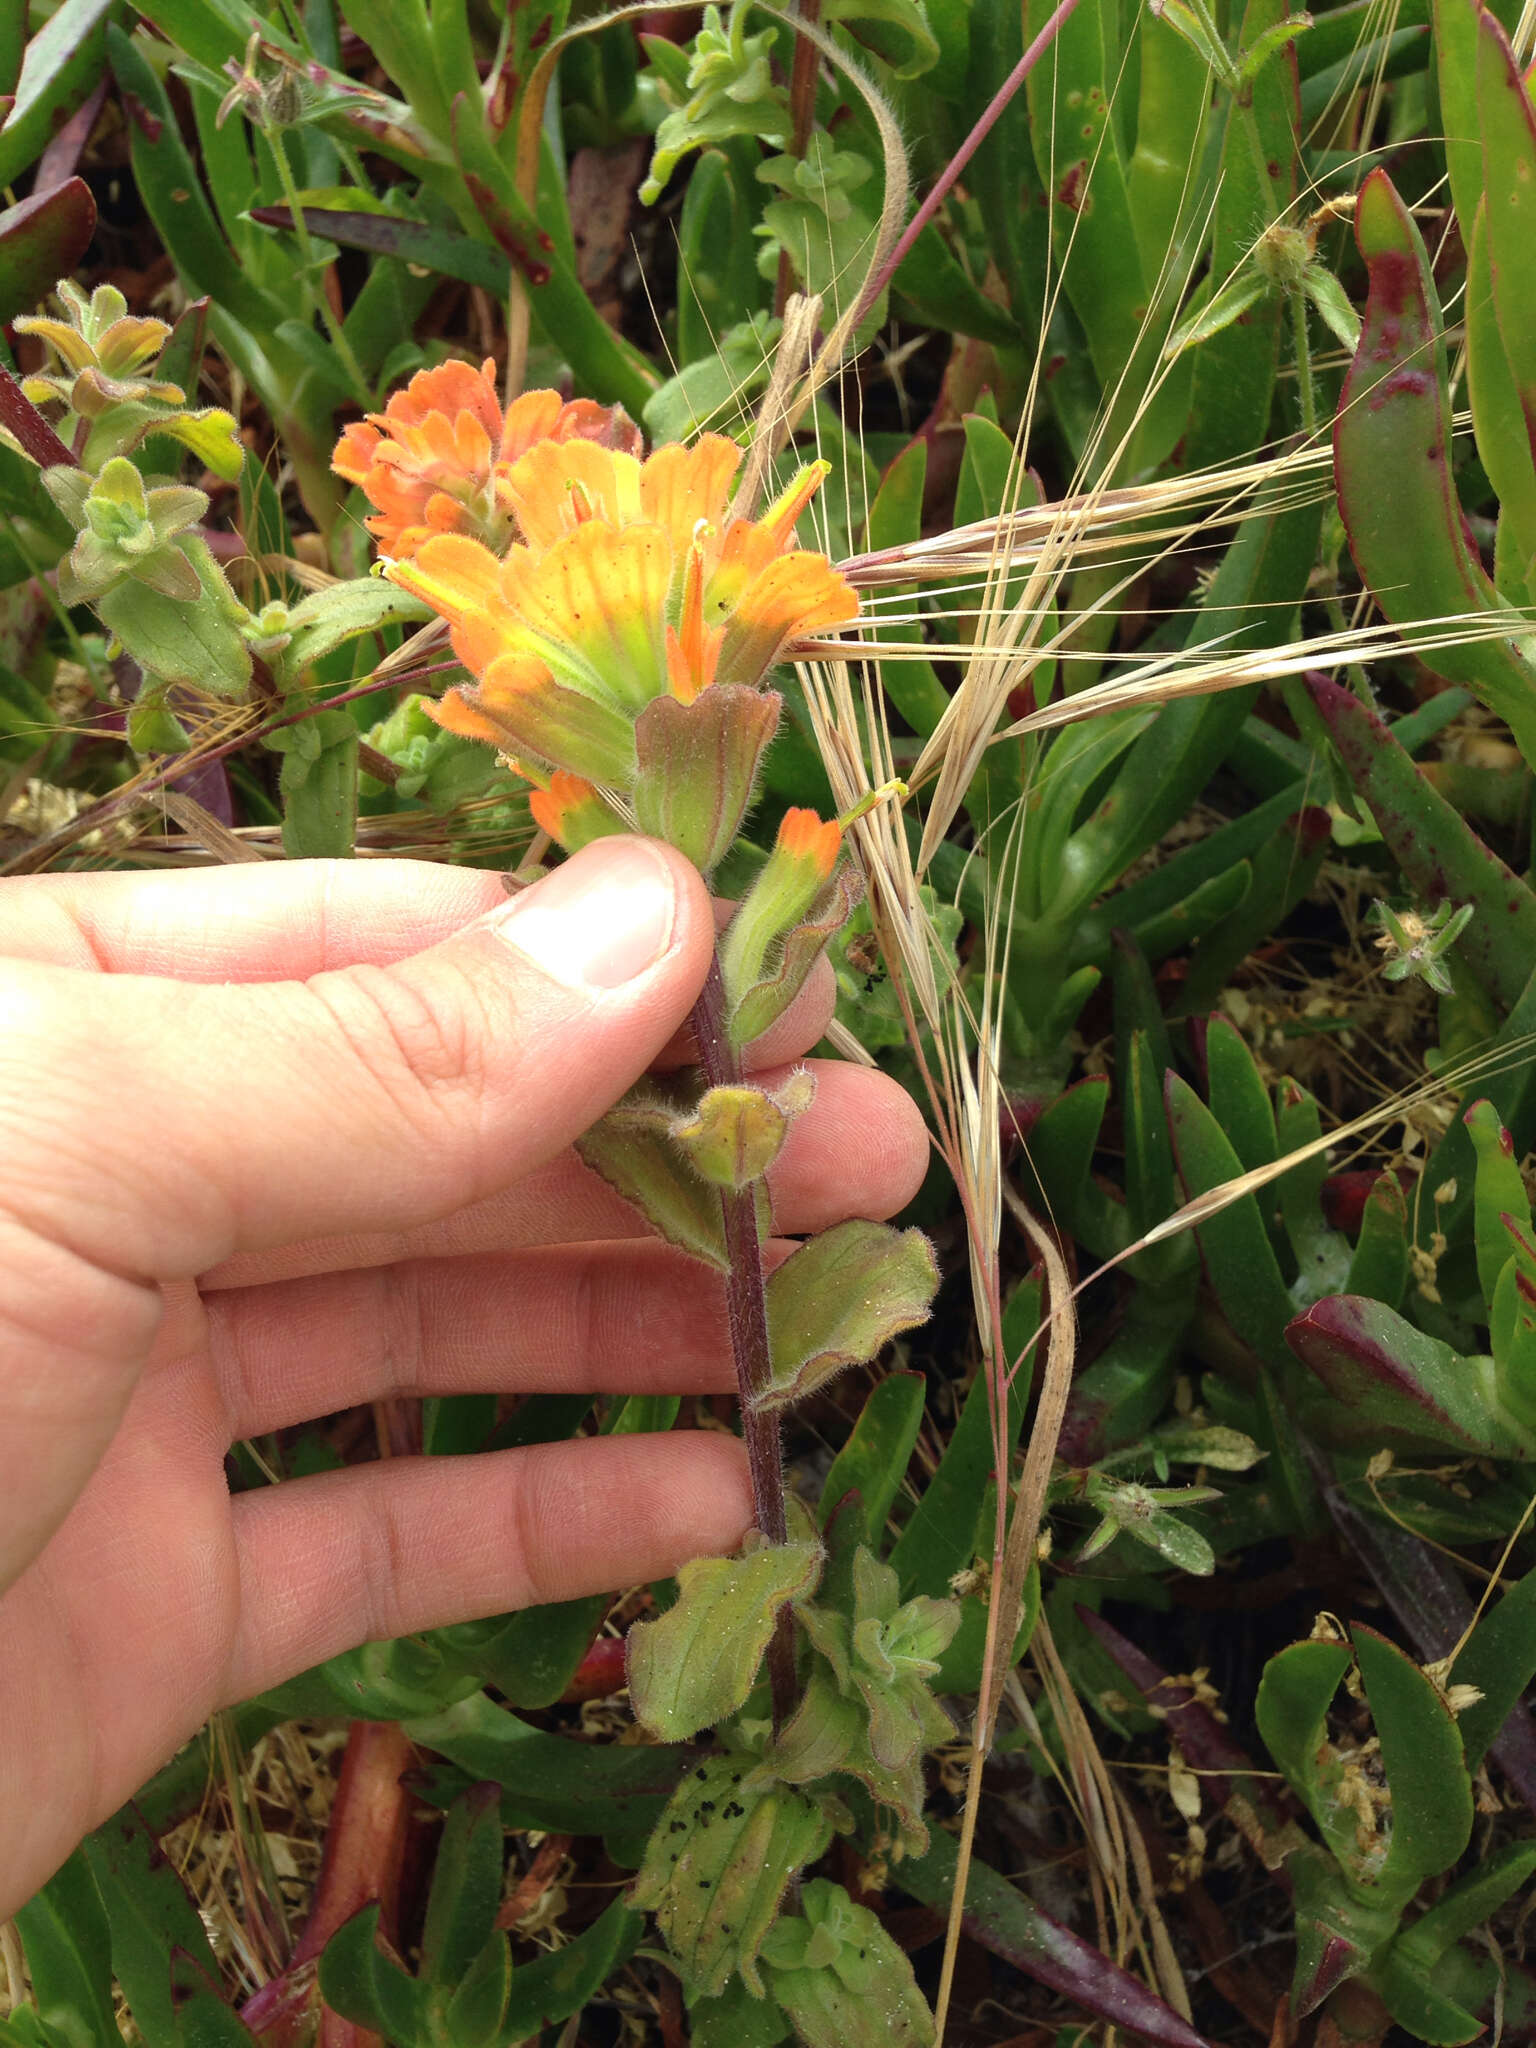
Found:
[0,836,713,1593]
[4,836,715,1288]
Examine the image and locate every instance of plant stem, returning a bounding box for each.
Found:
[689,952,798,1727]
[857,0,1086,321]
[1289,281,1319,440]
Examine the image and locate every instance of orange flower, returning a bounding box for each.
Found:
[373,393,859,838]
[774,806,843,880]
[332,360,641,558]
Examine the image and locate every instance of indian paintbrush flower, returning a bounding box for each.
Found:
[369,409,858,870]
[331,359,642,560]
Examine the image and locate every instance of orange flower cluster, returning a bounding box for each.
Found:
[381,419,857,792]
[332,358,640,558]
[333,371,858,867]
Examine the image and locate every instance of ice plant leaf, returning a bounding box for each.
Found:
[1334,168,1536,766]
[1285,1295,1529,1457]
[629,1759,834,1997]
[1476,8,1536,475]
[760,1220,940,1410]
[1465,1098,1533,1307]
[627,1536,823,1740]
[1353,1623,1473,1891]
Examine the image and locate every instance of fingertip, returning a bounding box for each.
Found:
[769,1060,931,1228]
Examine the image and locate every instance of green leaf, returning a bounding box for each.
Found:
[824,0,939,75]
[1476,8,1536,515]
[1352,1623,1473,1887]
[1166,1071,1295,1376]
[272,711,358,859]
[278,577,428,674]
[1377,1956,1486,2047]
[888,1362,1011,1599]
[1286,1294,1529,1457]
[892,222,1020,349]
[1343,1171,1410,1309]
[420,1783,504,1987]
[107,26,282,338]
[640,5,789,203]
[1204,1015,1277,1171]
[320,1904,429,2043]
[440,1932,511,2047]
[96,566,252,708]
[499,1899,643,2041]
[761,1219,940,1409]
[82,1807,255,2046]
[1393,1839,1536,1970]
[1165,268,1269,357]
[437,1594,606,1710]
[1465,198,1536,604]
[761,1880,934,2047]
[0,0,113,191]
[1185,0,1297,468]
[575,1087,732,1271]
[1307,676,1536,1013]
[1255,1638,1354,1851]
[13,1850,118,2048]
[693,1972,793,2048]
[1450,1560,1536,1772]
[631,1759,835,1998]
[1235,11,1314,83]
[1275,1082,1352,1306]
[1301,264,1360,351]
[818,1370,926,1543]
[628,1536,824,1739]
[0,180,97,331]
[403,1692,689,1839]
[1334,170,1536,767]
[1465,1097,1532,1305]
[642,312,778,443]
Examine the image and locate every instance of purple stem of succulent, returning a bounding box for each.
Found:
[689,951,797,1728]
[0,363,77,469]
[857,0,1085,321]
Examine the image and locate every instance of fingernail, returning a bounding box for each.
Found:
[493,839,677,990]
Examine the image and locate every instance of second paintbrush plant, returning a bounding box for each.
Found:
[332,365,944,2038]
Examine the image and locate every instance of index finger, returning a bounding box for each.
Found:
[0,857,509,979]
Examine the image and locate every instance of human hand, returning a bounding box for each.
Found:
[0,839,927,1915]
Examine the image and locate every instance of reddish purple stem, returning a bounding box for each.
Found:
[857,0,1086,320]
[688,954,798,1728]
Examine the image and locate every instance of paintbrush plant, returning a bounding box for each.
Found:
[341,379,945,2036]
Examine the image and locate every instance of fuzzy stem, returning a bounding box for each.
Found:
[689,952,798,1727]
[774,0,826,316]
[857,0,1086,319]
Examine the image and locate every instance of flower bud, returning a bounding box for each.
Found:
[719,807,843,1011]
